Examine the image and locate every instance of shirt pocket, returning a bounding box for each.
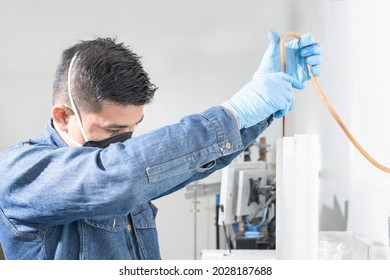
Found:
[131,202,157,228]
[130,202,160,259]
[84,216,128,232]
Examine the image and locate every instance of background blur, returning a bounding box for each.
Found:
[0,0,389,259]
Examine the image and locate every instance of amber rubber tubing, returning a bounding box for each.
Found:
[281,31,390,173]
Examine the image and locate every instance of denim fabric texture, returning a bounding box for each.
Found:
[0,106,270,259]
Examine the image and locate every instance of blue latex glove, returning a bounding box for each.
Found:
[255,28,323,83]
[224,72,304,129]
[224,29,323,129]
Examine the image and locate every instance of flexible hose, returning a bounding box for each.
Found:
[280,31,390,173]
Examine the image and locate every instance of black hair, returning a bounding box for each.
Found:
[53,37,157,112]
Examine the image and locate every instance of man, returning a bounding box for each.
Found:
[0,29,322,259]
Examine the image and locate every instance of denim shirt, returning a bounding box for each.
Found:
[0,106,270,259]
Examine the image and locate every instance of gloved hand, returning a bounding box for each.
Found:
[224,29,323,129]
[224,72,303,129]
[256,28,323,83]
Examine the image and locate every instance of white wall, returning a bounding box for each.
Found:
[290,0,390,239]
[0,1,292,259]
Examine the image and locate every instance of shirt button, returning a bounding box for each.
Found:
[127,224,132,232]
[225,141,232,150]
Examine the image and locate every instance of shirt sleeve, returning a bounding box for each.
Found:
[0,106,270,225]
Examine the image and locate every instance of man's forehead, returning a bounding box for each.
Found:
[100,115,144,128]
[93,101,144,127]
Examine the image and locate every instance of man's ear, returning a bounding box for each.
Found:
[51,104,73,132]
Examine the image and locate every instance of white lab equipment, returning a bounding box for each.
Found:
[276,134,320,260]
[218,161,268,226]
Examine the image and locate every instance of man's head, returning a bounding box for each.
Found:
[51,37,157,147]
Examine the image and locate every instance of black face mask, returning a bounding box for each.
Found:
[83,131,133,148]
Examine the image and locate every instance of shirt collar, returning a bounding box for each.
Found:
[41,118,68,148]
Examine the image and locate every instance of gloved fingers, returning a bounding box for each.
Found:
[274,72,305,90]
[300,43,323,57]
[305,54,323,66]
[298,34,322,78]
[263,28,280,58]
[274,98,293,118]
[274,109,287,119]
[298,34,315,48]
[310,65,320,76]
[265,73,295,118]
